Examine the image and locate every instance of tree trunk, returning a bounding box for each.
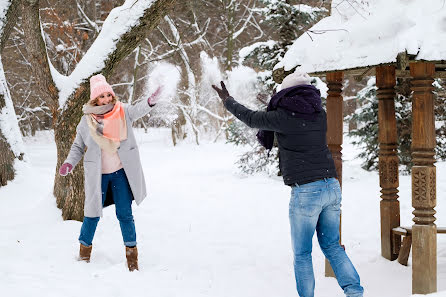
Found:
[54,97,86,220]
[0,0,25,187]
[0,92,16,186]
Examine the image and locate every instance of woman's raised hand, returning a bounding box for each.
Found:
[147,86,163,107]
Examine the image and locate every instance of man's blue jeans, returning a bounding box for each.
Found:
[289,178,363,297]
[79,168,137,247]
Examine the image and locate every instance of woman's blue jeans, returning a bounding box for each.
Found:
[289,178,363,297]
[79,168,137,247]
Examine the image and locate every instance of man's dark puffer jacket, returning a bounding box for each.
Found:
[224,97,337,186]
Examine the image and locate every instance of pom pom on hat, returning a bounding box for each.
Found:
[280,71,312,90]
[89,74,115,100]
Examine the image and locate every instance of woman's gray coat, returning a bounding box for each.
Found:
[64,100,152,217]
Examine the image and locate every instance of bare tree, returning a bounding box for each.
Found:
[139,0,261,144]
[20,0,176,221]
[202,0,263,71]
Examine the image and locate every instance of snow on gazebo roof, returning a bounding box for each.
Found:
[274,0,446,75]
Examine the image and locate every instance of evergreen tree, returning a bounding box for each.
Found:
[241,1,328,90]
[347,78,379,171]
[348,77,446,174]
[226,97,281,176]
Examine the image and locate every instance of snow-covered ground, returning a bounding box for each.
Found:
[1,128,446,297]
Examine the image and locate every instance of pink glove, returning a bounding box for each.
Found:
[59,163,73,176]
[147,86,163,106]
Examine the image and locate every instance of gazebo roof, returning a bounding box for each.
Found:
[274,0,446,78]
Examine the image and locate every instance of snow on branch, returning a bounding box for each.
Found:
[0,57,25,158]
[55,0,165,108]
[0,0,11,33]
[75,0,100,34]
[232,1,255,40]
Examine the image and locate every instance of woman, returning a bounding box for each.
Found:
[212,72,364,297]
[59,74,162,271]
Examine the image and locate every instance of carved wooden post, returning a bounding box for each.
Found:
[410,62,437,294]
[325,71,344,277]
[376,65,400,261]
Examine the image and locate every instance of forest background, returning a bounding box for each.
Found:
[1,0,445,221]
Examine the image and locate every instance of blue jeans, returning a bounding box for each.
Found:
[79,168,137,247]
[289,178,363,297]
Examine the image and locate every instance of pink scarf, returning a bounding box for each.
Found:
[84,102,127,152]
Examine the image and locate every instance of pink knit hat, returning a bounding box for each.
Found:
[89,74,115,100]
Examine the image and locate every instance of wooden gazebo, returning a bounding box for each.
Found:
[272,0,446,294]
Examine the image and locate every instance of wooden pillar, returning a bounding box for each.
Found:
[410,62,437,294]
[376,65,400,261]
[325,71,344,277]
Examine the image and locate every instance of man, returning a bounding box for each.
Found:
[212,72,363,297]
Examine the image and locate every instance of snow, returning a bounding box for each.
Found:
[257,1,327,19]
[199,51,223,106]
[0,0,10,32]
[200,51,222,87]
[238,40,277,60]
[294,4,327,16]
[313,76,328,99]
[226,65,260,108]
[146,62,181,104]
[55,44,65,52]
[2,129,446,296]
[275,0,446,74]
[0,57,26,159]
[53,0,156,109]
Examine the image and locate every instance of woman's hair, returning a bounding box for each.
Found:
[89,95,118,106]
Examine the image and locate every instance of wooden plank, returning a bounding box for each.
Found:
[397,235,412,266]
[392,226,446,234]
[392,227,408,236]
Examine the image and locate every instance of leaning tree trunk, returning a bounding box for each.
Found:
[53,85,89,220]
[22,0,176,221]
[0,93,16,186]
[0,0,24,187]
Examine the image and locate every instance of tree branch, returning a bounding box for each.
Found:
[21,0,59,115]
[0,0,21,52]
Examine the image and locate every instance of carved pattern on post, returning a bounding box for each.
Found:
[413,169,427,203]
[410,62,436,294]
[379,160,387,185]
[412,166,436,225]
[388,159,398,183]
[376,65,400,260]
[430,171,436,204]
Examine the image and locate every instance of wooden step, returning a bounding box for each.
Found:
[392,226,446,235]
[391,226,446,266]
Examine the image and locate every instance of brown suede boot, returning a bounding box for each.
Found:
[79,243,92,262]
[125,246,139,271]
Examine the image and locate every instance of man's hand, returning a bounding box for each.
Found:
[212,81,231,103]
